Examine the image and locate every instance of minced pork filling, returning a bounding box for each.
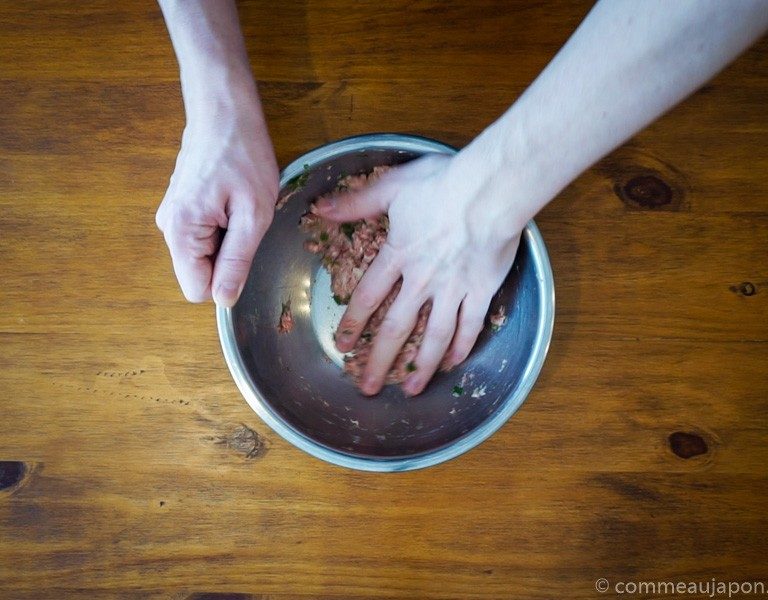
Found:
[300,167,431,386]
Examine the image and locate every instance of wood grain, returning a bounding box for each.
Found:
[1,1,766,598]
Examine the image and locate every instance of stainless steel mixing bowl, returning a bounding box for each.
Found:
[216,133,555,471]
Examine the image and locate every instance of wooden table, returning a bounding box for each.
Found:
[1,1,766,598]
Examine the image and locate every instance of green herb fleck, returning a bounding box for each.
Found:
[452,385,464,397]
[319,231,329,242]
[287,163,311,191]
[406,361,417,373]
[333,294,349,305]
[360,331,372,341]
[340,222,356,240]
[491,324,501,333]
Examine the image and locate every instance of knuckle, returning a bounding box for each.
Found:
[379,317,411,341]
[169,199,213,226]
[217,254,252,272]
[379,241,400,266]
[155,207,166,230]
[464,314,486,335]
[381,254,403,279]
[205,238,219,256]
[188,236,217,257]
[230,206,272,237]
[354,286,380,312]
[253,202,275,225]
[338,315,362,332]
[461,304,488,331]
[404,272,432,298]
[451,345,472,365]
[452,329,481,361]
[456,329,477,349]
[427,323,455,344]
[175,204,203,224]
[171,224,217,251]
[232,208,259,231]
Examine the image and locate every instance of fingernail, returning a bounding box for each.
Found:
[403,375,421,397]
[336,333,352,350]
[315,197,336,211]
[361,376,379,396]
[448,352,463,367]
[214,281,242,307]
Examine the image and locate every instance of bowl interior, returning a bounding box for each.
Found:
[229,144,545,460]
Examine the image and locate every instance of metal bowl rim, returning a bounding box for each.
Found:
[216,132,555,472]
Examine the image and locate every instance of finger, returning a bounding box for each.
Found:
[442,290,495,370]
[164,223,218,303]
[402,293,463,396]
[359,284,424,396]
[212,197,273,308]
[335,245,401,353]
[313,180,391,223]
[440,238,521,366]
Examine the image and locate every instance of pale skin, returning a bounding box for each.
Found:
[156,0,278,306]
[157,0,768,396]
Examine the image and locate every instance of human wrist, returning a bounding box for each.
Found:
[179,55,260,124]
[449,109,563,232]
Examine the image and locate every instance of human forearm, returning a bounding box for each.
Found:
[455,0,768,230]
[310,0,768,396]
[158,0,260,122]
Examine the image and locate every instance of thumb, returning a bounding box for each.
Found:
[313,179,392,223]
[212,199,272,308]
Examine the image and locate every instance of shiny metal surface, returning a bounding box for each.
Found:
[216,133,555,472]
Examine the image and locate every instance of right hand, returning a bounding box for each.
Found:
[156,103,279,307]
[315,153,525,396]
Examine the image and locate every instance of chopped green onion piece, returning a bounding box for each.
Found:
[406,362,417,373]
[452,385,464,397]
[287,163,311,190]
[340,223,355,240]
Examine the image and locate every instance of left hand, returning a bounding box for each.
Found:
[314,153,523,396]
[155,98,278,307]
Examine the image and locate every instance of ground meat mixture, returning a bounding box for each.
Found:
[300,167,432,386]
[489,304,507,332]
[277,300,294,333]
